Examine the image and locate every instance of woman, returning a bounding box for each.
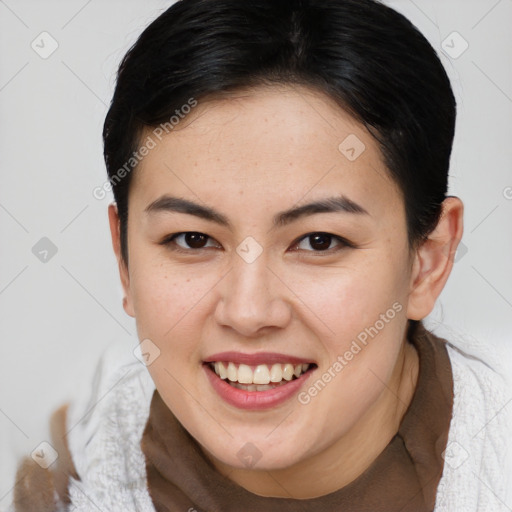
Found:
[12,0,510,510]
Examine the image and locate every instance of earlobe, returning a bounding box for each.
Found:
[406,197,464,321]
[108,203,135,318]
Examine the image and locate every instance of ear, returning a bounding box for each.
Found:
[108,202,135,318]
[407,196,464,321]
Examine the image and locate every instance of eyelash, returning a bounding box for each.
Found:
[159,231,354,256]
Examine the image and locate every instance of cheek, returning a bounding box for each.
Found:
[128,257,211,342]
[133,276,186,338]
[286,255,407,352]
[129,262,214,408]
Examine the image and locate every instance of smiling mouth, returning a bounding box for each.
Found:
[207,361,317,392]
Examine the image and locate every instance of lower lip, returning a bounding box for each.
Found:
[203,364,314,410]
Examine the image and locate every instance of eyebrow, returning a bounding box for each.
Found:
[144,194,370,228]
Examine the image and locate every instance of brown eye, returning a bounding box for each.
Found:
[182,232,209,249]
[162,232,220,251]
[308,233,333,251]
[293,232,350,253]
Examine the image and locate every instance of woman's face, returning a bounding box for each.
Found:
[119,85,417,471]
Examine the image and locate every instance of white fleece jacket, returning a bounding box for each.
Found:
[56,335,511,512]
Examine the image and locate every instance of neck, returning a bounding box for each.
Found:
[207,337,419,499]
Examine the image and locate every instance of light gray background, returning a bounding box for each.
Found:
[1,0,511,508]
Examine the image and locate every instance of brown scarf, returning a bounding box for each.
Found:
[141,322,454,512]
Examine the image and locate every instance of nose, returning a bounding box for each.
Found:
[214,252,292,338]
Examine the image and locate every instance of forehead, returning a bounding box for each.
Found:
[129,85,403,221]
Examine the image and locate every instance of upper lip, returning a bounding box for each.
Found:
[203,351,315,365]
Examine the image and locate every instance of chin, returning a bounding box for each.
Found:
[200,429,311,471]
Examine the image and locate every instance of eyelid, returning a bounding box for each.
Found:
[160,232,221,251]
[290,232,354,253]
[160,231,354,255]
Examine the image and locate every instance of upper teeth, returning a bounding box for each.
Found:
[212,362,310,384]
